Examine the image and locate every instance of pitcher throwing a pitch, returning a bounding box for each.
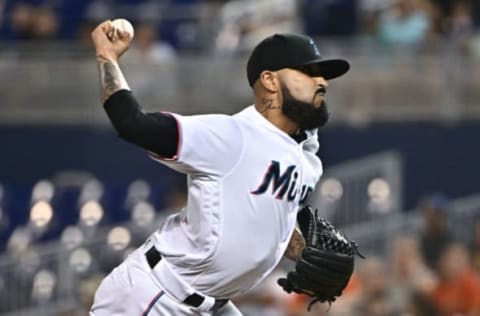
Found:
[90,19,361,316]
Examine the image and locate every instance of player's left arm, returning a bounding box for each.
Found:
[278,206,363,311]
[284,227,306,260]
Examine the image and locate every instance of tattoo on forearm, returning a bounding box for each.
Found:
[285,228,306,260]
[103,62,120,95]
[97,57,130,102]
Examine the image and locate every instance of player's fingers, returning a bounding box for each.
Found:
[96,20,121,43]
[99,20,113,30]
[92,20,112,40]
[100,20,116,37]
[108,28,119,42]
[117,29,131,40]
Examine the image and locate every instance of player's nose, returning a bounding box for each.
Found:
[314,76,328,88]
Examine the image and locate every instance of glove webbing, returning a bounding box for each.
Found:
[316,218,365,258]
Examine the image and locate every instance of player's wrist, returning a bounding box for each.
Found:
[96,52,119,64]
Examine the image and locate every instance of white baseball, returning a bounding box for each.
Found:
[111,18,134,40]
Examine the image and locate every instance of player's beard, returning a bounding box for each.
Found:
[281,85,330,130]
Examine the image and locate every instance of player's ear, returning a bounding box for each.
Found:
[258,71,279,93]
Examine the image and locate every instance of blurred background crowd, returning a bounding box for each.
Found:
[1,0,480,315]
[1,0,480,55]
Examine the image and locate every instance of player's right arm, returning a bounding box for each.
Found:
[91,20,131,102]
[91,20,178,159]
[91,20,242,175]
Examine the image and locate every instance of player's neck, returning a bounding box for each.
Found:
[267,114,299,135]
[254,98,299,135]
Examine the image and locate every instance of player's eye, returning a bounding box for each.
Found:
[293,65,321,77]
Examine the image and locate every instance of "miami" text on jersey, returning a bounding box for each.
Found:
[251,160,313,203]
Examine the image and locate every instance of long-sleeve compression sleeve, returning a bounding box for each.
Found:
[103,89,179,158]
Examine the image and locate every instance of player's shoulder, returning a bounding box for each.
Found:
[173,112,241,137]
[171,106,256,135]
[173,112,234,123]
[185,113,237,126]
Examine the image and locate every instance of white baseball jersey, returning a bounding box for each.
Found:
[150,105,323,298]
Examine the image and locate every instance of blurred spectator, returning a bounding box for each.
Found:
[233,266,358,315]
[404,290,439,316]
[8,3,35,40]
[447,0,474,54]
[233,268,296,316]
[214,0,299,54]
[429,0,473,31]
[82,0,201,52]
[358,0,392,37]
[347,257,397,316]
[301,0,358,38]
[471,219,480,273]
[6,2,59,41]
[56,274,104,316]
[77,20,98,49]
[83,0,156,21]
[124,22,176,64]
[429,0,454,34]
[428,0,474,51]
[430,0,454,17]
[431,242,480,315]
[418,194,453,270]
[83,0,111,25]
[473,1,480,29]
[325,273,361,315]
[449,1,473,39]
[76,275,104,315]
[377,0,433,46]
[30,5,58,40]
[388,236,437,312]
[0,0,5,26]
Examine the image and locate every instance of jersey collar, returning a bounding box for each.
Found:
[238,105,319,152]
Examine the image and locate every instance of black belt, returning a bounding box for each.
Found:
[145,246,229,312]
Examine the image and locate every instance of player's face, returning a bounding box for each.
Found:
[278,68,330,130]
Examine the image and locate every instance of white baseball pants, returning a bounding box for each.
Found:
[89,244,242,316]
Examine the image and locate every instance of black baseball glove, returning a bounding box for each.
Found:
[278,205,364,310]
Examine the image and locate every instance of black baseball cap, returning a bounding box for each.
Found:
[247,33,350,87]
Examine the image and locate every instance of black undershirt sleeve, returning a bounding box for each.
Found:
[103,90,179,159]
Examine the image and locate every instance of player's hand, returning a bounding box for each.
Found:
[91,20,132,62]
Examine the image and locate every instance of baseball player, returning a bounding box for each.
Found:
[90,20,356,316]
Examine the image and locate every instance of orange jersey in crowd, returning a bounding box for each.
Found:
[431,269,480,315]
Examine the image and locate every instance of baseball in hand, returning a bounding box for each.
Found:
[109,18,134,41]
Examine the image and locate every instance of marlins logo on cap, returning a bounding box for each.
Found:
[308,38,321,57]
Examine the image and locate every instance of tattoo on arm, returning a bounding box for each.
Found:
[284,227,306,260]
[97,57,131,102]
[103,62,119,95]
